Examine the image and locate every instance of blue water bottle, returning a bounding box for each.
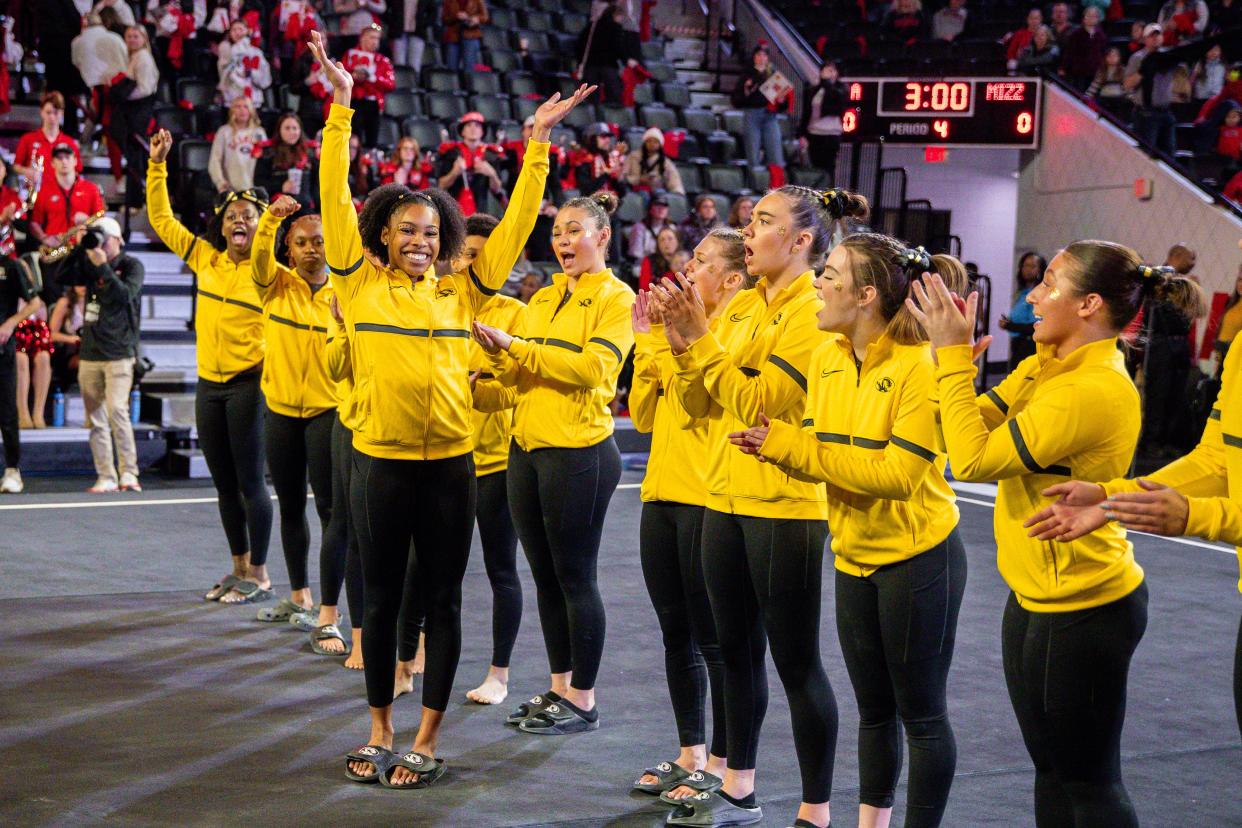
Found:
[52,388,65,427]
[130,387,142,425]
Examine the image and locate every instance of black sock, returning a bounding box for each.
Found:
[792,820,827,828]
[719,790,757,808]
[558,697,599,721]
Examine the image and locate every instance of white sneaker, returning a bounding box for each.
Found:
[88,477,118,493]
[0,467,23,493]
[119,472,142,492]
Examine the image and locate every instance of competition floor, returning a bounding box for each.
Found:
[2,472,1240,827]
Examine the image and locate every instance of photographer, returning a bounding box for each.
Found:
[66,216,143,493]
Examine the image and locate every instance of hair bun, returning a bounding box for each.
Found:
[592,190,619,217]
[898,245,932,275]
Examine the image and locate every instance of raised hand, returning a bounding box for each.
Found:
[268,194,300,218]
[531,84,598,143]
[905,271,976,351]
[650,272,709,344]
[150,128,173,163]
[306,31,353,106]
[632,291,652,335]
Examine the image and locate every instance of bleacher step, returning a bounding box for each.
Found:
[169,448,211,478]
[142,391,198,429]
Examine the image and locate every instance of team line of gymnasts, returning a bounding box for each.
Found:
[142,29,1240,828]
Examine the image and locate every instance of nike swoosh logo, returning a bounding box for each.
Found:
[729,313,751,322]
[820,369,844,378]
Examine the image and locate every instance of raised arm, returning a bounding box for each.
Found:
[307,32,364,306]
[146,129,201,262]
[251,195,299,302]
[467,85,595,307]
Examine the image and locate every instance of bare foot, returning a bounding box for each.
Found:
[394,660,417,700]
[466,667,509,705]
[344,628,364,670]
[219,578,272,604]
[17,413,32,430]
[32,417,46,429]
[348,726,394,780]
[388,740,438,787]
[315,607,345,654]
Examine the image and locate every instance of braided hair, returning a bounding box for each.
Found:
[772,185,870,271]
[836,232,937,345]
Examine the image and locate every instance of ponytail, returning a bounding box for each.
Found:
[1064,240,1207,334]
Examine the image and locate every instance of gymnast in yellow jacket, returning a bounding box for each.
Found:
[249,195,352,654]
[628,227,750,803]
[308,31,596,789]
[651,186,868,828]
[1027,285,1241,742]
[146,128,274,606]
[471,190,634,737]
[907,242,1204,826]
[731,236,969,828]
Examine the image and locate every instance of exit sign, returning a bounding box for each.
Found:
[924,146,949,163]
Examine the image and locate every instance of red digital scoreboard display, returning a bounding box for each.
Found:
[842,77,1041,149]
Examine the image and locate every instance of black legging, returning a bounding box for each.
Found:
[264,409,335,592]
[507,436,622,691]
[323,416,363,618]
[0,338,18,468]
[351,449,476,710]
[195,369,272,565]
[351,99,381,149]
[1002,582,1148,828]
[640,500,725,757]
[111,94,155,208]
[835,529,968,827]
[478,470,522,669]
[702,509,836,804]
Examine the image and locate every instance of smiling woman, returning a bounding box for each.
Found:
[145,128,275,609]
[305,30,596,790]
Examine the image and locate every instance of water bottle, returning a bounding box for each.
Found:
[52,388,65,427]
[130,387,142,425]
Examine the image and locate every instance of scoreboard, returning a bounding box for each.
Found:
[838,77,1042,149]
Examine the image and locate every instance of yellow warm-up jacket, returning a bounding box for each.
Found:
[471,294,526,476]
[482,269,636,451]
[631,323,710,506]
[321,102,549,460]
[1103,342,1242,592]
[670,272,827,520]
[251,211,339,418]
[936,338,1144,612]
[147,159,265,382]
[762,334,959,575]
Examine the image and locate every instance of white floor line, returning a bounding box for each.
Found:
[3,479,1236,556]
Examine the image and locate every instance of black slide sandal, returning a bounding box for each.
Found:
[632,760,691,794]
[380,752,446,789]
[344,745,398,783]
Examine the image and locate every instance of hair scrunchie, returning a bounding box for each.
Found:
[818,188,847,220]
[898,245,932,275]
[1135,264,1175,281]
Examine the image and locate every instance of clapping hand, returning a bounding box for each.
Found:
[728,412,772,463]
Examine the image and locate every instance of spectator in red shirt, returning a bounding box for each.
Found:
[1224,168,1242,203]
[1006,7,1043,67]
[638,224,683,291]
[13,92,82,188]
[379,136,433,188]
[343,22,395,148]
[1218,107,1242,160]
[29,144,106,250]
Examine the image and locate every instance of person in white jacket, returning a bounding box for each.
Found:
[71,14,129,89]
[216,18,271,108]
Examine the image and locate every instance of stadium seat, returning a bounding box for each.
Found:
[482,27,510,53]
[377,116,401,150]
[490,7,516,29]
[516,30,550,52]
[617,191,646,224]
[679,164,704,194]
[425,67,462,92]
[504,73,539,97]
[470,94,513,124]
[403,117,446,152]
[704,192,731,219]
[560,12,588,34]
[154,105,195,137]
[601,104,637,129]
[747,166,771,193]
[512,97,541,122]
[466,72,503,95]
[522,10,553,29]
[176,79,216,109]
[646,62,677,83]
[658,82,691,109]
[706,164,749,194]
[680,108,718,136]
[384,90,420,119]
[427,91,468,121]
[705,132,739,164]
[550,126,576,147]
[394,66,418,90]
[632,83,655,106]
[721,110,746,135]
[641,40,666,62]
[664,192,689,223]
[790,166,831,188]
[564,103,600,130]
[639,105,678,133]
[488,49,521,73]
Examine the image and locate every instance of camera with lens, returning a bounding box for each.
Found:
[62,227,108,286]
